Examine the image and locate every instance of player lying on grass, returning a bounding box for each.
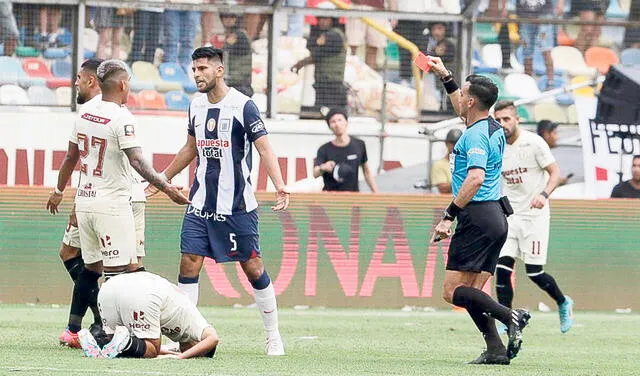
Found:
[77,270,218,359]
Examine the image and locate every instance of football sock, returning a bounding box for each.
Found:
[467,307,505,353]
[178,275,199,305]
[526,264,566,305]
[452,286,511,325]
[88,286,101,325]
[495,257,515,308]
[68,268,101,333]
[119,336,147,358]
[252,271,279,337]
[63,256,84,282]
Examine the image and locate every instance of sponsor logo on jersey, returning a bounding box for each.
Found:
[197,139,230,159]
[347,154,358,160]
[77,183,96,198]
[250,119,265,133]
[131,311,151,331]
[207,118,217,132]
[467,147,486,156]
[161,326,182,336]
[81,113,111,125]
[501,167,527,185]
[124,124,135,136]
[186,205,227,221]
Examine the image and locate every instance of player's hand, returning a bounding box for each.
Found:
[321,161,336,173]
[46,189,64,214]
[69,204,78,227]
[272,186,290,212]
[430,219,453,243]
[291,61,303,74]
[530,194,546,209]
[426,56,449,79]
[145,183,160,198]
[163,184,191,205]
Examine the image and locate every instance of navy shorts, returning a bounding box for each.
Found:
[180,206,261,263]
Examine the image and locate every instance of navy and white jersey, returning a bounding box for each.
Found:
[187,88,267,215]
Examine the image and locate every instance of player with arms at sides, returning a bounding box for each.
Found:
[427,56,530,365]
[493,100,574,333]
[46,60,190,322]
[76,270,219,359]
[146,47,289,356]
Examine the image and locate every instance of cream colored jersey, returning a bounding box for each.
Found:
[70,101,141,214]
[98,272,212,343]
[501,130,555,217]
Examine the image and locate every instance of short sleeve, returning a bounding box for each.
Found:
[187,106,195,137]
[243,100,268,142]
[534,135,556,169]
[360,140,368,165]
[115,111,141,150]
[69,119,79,144]
[464,129,489,170]
[315,145,327,166]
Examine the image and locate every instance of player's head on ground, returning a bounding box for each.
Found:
[536,119,559,148]
[191,47,225,94]
[494,100,519,141]
[459,75,498,124]
[76,58,104,104]
[96,59,131,105]
[219,12,238,28]
[632,155,640,182]
[324,107,348,137]
[445,128,462,152]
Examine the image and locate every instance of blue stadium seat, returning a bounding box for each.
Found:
[0,56,45,88]
[537,75,574,105]
[515,46,564,76]
[57,29,73,47]
[84,50,95,59]
[0,44,4,56]
[43,48,71,59]
[52,60,72,78]
[165,91,190,111]
[621,48,640,66]
[159,63,197,93]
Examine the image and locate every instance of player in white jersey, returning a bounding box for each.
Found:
[493,101,574,333]
[47,60,190,336]
[76,271,219,359]
[146,47,289,356]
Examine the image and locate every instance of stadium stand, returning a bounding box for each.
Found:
[551,46,598,76]
[27,86,57,106]
[0,84,29,105]
[136,89,167,110]
[159,62,197,93]
[21,57,70,89]
[165,91,190,111]
[533,102,568,123]
[585,46,620,74]
[55,87,72,106]
[132,61,182,93]
[621,48,640,65]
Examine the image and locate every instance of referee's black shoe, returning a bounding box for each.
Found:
[467,350,510,365]
[507,309,531,359]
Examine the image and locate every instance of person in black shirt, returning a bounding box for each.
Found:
[314,108,378,192]
[611,155,640,198]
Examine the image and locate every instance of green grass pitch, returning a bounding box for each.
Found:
[0,305,637,375]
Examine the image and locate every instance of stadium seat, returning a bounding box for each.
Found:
[585,46,620,74]
[478,73,506,94]
[132,61,182,93]
[136,90,167,110]
[15,46,40,57]
[517,105,533,123]
[159,62,197,93]
[21,57,71,89]
[27,86,57,105]
[476,23,499,44]
[43,48,71,59]
[127,92,138,108]
[571,75,596,97]
[557,27,575,46]
[620,48,640,66]
[537,75,574,105]
[0,84,29,105]
[551,46,598,76]
[481,44,502,69]
[533,102,567,123]
[0,56,46,88]
[84,28,99,56]
[57,28,73,47]
[55,87,72,106]
[505,73,540,100]
[514,46,563,76]
[165,91,190,111]
[51,60,72,78]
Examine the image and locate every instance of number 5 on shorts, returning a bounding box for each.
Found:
[230,233,237,251]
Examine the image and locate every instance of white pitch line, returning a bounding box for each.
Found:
[2,366,233,376]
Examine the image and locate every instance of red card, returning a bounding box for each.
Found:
[413,52,431,73]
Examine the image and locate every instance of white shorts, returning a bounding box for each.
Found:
[98,277,162,339]
[345,5,390,48]
[500,215,550,265]
[76,210,137,267]
[63,202,146,257]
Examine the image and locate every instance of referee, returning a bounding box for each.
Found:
[426,56,531,365]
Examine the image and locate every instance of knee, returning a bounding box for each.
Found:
[242,259,265,282]
[442,282,459,304]
[180,254,202,277]
[59,244,80,261]
[525,264,544,282]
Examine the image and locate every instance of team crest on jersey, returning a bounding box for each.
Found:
[124,124,135,136]
[207,118,217,132]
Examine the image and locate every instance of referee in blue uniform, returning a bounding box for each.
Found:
[425,56,531,365]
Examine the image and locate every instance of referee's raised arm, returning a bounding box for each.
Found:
[427,56,463,119]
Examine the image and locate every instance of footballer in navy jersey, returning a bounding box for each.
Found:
[148,47,288,356]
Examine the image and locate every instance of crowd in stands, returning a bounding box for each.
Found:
[0,0,639,118]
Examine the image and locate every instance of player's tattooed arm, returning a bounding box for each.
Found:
[124,147,168,191]
[47,142,79,214]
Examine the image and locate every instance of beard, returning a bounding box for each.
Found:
[198,80,216,94]
[76,93,87,104]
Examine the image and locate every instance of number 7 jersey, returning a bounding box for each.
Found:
[70,100,141,214]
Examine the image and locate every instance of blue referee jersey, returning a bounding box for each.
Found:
[451,117,505,201]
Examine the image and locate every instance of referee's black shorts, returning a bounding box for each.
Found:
[446,200,508,274]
